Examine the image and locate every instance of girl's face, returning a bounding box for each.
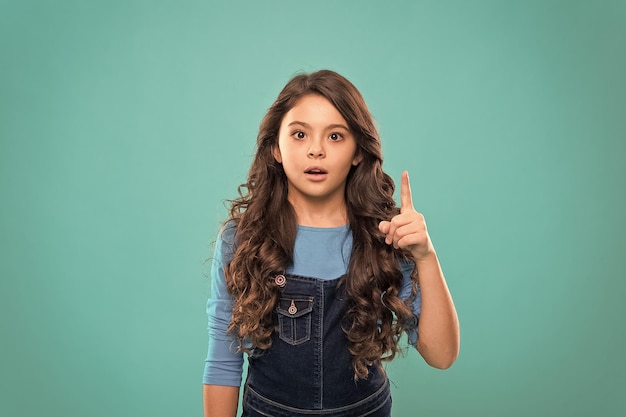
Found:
[273,94,362,208]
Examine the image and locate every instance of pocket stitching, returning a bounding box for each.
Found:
[276,296,313,346]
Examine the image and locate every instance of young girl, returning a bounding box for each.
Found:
[203,70,459,417]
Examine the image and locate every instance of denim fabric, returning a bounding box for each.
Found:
[242,274,391,416]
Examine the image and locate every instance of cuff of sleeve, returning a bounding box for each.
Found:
[407,327,418,346]
[202,360,243,387]
[202,376,242,387]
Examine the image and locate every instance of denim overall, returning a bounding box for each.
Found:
[242,274,392,417]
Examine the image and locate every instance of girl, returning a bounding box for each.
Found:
[203,70,459,417]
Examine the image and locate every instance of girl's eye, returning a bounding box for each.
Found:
[293,131,306,140]
[329,133,343,141]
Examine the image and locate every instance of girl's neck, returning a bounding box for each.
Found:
[288,196,349,228]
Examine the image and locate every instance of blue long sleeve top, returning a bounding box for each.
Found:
[203,224,421,386]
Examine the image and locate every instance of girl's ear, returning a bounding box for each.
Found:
[352,151,363,166]
[273,145,282,163]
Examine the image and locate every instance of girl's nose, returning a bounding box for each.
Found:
[307,138,325,158]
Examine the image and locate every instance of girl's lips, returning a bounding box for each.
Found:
[305,172,328,182]
[304,166,328,181]
[304,166,327,174]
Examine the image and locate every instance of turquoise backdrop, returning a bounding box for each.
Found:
[1,1,624,416]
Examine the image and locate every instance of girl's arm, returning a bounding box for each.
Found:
[203,227,243,415]
[413,252,459,368]
[379,171,460,369]
[203,384,239,417]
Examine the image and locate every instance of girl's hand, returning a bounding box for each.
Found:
[379,171,435,261]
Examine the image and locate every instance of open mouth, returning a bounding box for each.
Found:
[305,168,327,175]
[304,167,328,175]
[304,167,328,181]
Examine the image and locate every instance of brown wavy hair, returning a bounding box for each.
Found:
[224,70,418,379]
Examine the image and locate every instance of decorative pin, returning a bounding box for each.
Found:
[275,274,286,287]
[288,300,298,315]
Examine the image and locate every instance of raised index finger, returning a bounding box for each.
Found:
[400,170,414,212]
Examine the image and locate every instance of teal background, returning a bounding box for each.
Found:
[1,0,624,416]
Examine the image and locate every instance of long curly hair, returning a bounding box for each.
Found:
[224,70,418,379]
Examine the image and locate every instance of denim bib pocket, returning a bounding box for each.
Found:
[276,296,314,345]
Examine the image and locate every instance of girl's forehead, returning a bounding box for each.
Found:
[282,94,347,127]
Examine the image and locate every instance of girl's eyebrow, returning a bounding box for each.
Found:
[327,123,350,131]
[287,121,311,128]
[288,121,350,131]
